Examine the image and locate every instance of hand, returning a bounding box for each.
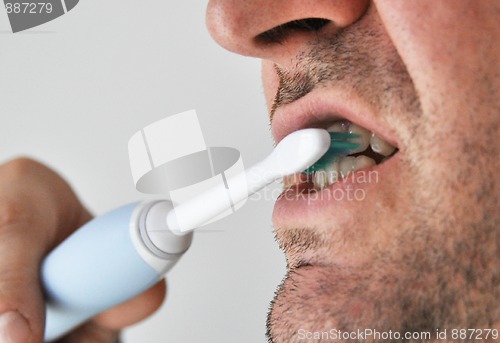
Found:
[0,158,166,343]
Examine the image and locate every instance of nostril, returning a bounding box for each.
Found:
[255,18,331,44]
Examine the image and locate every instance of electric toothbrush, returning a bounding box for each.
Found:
[41,128,330,342]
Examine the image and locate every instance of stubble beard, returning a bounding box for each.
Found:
[266,6,499,343]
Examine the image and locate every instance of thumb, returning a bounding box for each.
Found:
[0,158,92,343]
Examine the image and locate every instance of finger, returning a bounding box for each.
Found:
[93,280,167,330]
[0,157,92,343]
[55,281,167,343]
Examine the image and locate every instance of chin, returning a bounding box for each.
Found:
[266,264,406,342]
[266,222,500,343]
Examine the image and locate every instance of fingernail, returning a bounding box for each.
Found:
[0,311,32,343]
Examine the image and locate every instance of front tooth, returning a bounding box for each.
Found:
[370,133,396,156]
[354,155,376,170]
[339,156,357,178]
[348,123,371,154]
[327,120,350,133]
[339,156,376,179]
[313,171,328,190]
[325,160,340,184]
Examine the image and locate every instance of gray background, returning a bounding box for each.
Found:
[0,1,286,342]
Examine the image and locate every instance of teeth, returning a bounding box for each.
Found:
[312,155,376,190]
[291,120,397,191]
[327,120,350,133]
[325,160,340,184]
[339,156,357,178]
[348,124,371,154]
[313,171,328,190]
[370,133,396,156]
[354,155,376,169]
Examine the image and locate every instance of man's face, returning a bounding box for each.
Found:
[207,1,499,341]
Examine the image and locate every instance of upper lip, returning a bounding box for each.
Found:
[270,88,400,149]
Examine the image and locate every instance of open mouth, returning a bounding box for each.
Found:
[283,119,398,191]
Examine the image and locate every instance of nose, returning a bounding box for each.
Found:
[206,0,369,61]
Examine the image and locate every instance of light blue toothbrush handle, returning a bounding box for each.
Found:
[42,201,188,342]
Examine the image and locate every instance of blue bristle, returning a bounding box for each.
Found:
[329,132,360,140]
[303,132,360,174]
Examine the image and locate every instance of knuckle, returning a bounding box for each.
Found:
[2,157,44,179]
[0,200,27,229]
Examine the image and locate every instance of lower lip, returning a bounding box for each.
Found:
[273,154,400,226]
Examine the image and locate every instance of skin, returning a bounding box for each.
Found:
[206,0,499,342]
[0,1,498,343]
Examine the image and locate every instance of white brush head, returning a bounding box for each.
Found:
[167,128,330,234]
[267,128,330,176]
